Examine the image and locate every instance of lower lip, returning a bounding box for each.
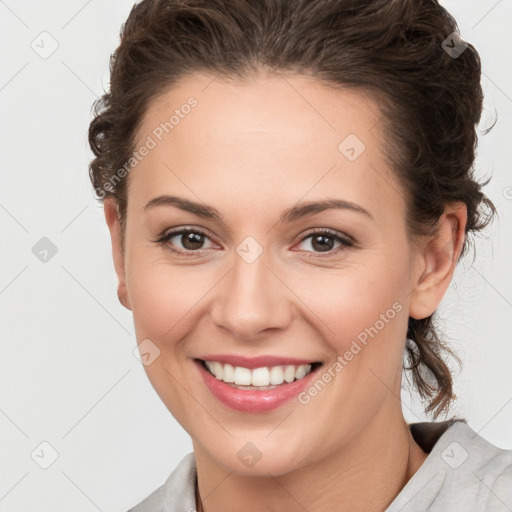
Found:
[195,360,320,413]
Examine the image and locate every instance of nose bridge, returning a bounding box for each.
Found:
[210,243,290,339]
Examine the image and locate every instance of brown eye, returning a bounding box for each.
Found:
[309,234,336,252]
[156,228,215,256]
[178,231,206,250]
[296,229,354,255]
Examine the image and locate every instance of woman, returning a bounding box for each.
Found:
[88,0,512,510]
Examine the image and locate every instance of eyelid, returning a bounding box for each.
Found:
[154,225,356,257]
[154,226,219,255]
[155,225,215,242]
[296,227,355,246]
[290,228,355,258]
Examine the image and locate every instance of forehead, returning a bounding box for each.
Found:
[137,71,382,152]
[129,72,404,226]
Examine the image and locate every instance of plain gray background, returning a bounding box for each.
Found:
[1,1,511,510]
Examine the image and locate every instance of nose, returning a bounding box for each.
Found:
[209,248,292,341]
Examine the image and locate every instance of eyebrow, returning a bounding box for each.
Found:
[144,195,373,223]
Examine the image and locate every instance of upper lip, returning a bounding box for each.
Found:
[195,354,321,369]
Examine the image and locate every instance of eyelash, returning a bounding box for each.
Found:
[154,227,355,258]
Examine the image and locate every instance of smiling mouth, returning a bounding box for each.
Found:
[196,359,323,390]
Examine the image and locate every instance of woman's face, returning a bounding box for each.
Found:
[109,72,429,475]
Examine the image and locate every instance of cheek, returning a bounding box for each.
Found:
[294,261,408,344]
[127,249,410,351]
[293,266,409,420]
[290,259,410,405]
[126,250,208,342]
[125,254,209,427]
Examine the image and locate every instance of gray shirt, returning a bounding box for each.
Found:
[127,419,512,511]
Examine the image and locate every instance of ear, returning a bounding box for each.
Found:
[409,202,467,320]
[104,198,132,311]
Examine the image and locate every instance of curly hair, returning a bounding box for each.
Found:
[88,0,496,418]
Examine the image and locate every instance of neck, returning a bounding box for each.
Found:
[194,406,428,512]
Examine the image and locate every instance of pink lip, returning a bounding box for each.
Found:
[195,354,319,369]
[194,359,321,413]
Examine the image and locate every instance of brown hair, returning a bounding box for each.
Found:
[88,0,496,418]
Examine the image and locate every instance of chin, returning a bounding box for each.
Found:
[194,434,315,477]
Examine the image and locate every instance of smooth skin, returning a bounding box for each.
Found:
[104,71,467,512]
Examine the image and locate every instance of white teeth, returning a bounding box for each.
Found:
[234,366,252,385]
[251,367,270,386]
[269,366,284,385]
[295,364,309,380]
[204,360,314,387]
[223,363,235,383]
[284,365,296,383]
[213,361,224,380]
